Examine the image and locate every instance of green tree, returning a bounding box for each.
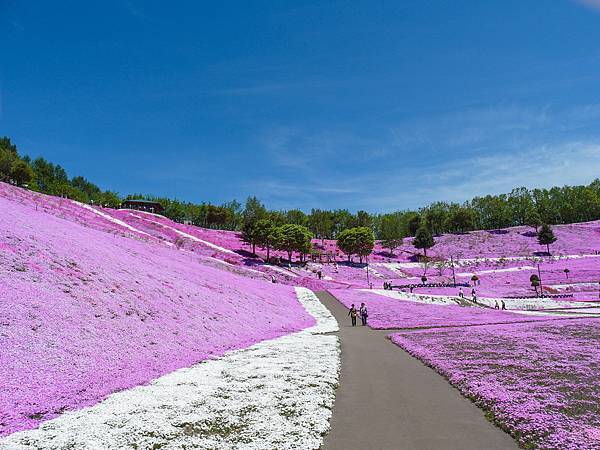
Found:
[530,274,541,296]
[354,227,375,263]
[423,202,450,235]
[0,137,19,182]
[285,209,308,226]
[254,219,277,261]
[241,196,267,254]
[10,159,34,186]
[445,207,475,234]
[413,225,434,257]
[308,208,333,245]
[99,191,121,208]
[355,210,372,228]
[337,227,374,263]
[274,224,312,262]
[380,214,404,255]
[205,204,231,228]
[525,208,542,232]
[336,228,355,261]
[407,214,421,236]
[243,196,266,229]
[537,224,557,254]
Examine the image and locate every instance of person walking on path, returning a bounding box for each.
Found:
[494,300,500,310]
[359,302,368,326]
[459,287,464,298]
[501,299,506,310]
[348,304,358,327]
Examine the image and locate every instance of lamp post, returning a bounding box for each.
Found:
[538,263,543,297]
[450,255,457,287]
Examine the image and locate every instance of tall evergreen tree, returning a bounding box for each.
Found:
[537,224,557,254]
[413,225,434,257]
[380,214,404,255]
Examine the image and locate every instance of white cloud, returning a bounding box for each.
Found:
[250,104,600,211]
[575,0,600,12]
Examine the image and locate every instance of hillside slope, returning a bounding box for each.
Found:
[0,183,314,436]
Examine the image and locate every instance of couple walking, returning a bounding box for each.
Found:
[348,303,368,326]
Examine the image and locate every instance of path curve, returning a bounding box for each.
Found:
[317,290,516,450]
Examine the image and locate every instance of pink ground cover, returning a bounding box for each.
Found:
[390,319,600,449]
[101,204,600,295]
[330,289,568,329]
[0,184,314,436]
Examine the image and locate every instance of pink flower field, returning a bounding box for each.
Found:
[390,319,600,449]
[330,289,571,329]
[0,183,315,436]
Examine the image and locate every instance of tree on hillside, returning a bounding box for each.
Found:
[380,214,404,255]
[407,214,421,236]
[469,195,513,230]
[423,202,450,236]
[10,159,34,186]
[530,274,541,296]
[525,209,542,232]
[243,196,266,229]
[537,224,557,254]
[100,191,121,208]
[0,137,19,182]
[413,225,434,257]
[355,210,372,228]
[274,224,312,262]
[354,227,375,263]
[241,223,259,255]
[254,219,277,261]
[336,228,355,262]
[337,227,374,263]
[445,207,475,234]
[285,209,308,226]
[308,208,333,245]
[205,204,232,229]
[507,187,535,226]
[241,196,267,254]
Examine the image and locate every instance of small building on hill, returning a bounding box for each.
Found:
[121,199,164,214]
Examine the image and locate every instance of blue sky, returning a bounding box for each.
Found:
[2,0,600,212]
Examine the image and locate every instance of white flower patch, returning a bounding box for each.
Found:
[294,287,339,334]
[455,265,537,276]
[475,296,600,311]
[549,282,600,290]
[132,213,238,255]
[367,289,458,306]
[77,202,157,240]
[366,289,600,312]
[266,264,299,278]
[380,254,600,272]
[1,289,340,450]
[364,265,384,279]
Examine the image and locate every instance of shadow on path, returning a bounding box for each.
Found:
[316,290,516,450]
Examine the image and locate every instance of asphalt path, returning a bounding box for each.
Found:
[316,290,516,450]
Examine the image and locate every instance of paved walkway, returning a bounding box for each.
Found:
[316,291,516,450]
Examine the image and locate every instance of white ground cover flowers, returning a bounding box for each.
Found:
[1,288,339,450]
[368,289,600,313]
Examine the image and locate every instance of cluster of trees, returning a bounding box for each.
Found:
[337,227,375,263]
[124,194,243,230]
[1,137,595,254]
[0,137,34,186]
[240,197,313,261]
[1,137,120,206]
